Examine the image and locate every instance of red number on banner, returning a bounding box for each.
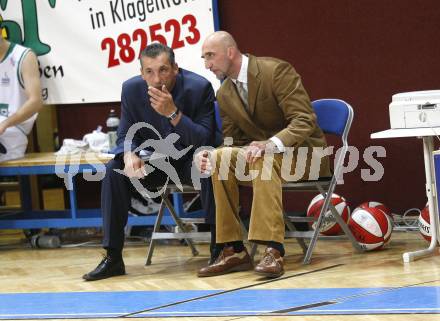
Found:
[182,14,200,45]
[133,28,148,55]
[117,33,136,63]
[102,16,202,68]
[165,19,185,49]
[149,23,167,44]
[101,37,120,67]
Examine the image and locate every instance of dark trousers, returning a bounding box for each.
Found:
[101,156,215,251]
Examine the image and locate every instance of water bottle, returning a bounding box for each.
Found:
[31,234,61,249]
[106,109,120,151]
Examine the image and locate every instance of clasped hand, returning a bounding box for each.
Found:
[245,140,277,164]
[195,150,212,174]
[195,140,277,174]
[148,85,177,117]
[123,152,146,178]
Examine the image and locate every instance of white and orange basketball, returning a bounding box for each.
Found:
[418,205,431,242]
[307,193,350,236]
[348,207,393,250]
[356,201,392,219]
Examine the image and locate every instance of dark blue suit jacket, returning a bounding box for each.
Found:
[114,68,219,160]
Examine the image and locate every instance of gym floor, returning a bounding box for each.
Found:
[1,229,440,320]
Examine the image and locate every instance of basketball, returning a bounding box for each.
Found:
[307,193,350,236]
[348,207,393,250]
[356,201,392,220]
[418,205,431,242]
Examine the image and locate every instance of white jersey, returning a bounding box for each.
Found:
[0,43,37,161]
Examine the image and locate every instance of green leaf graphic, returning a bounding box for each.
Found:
[0,0,8,11]
[48,0,56,8]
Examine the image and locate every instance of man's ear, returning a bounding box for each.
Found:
[227,47,233,58]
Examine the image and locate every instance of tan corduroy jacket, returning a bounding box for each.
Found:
[216,55,332,180]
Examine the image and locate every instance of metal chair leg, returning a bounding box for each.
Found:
[328,202,363,252]
[316,185,363,252]
[283,212,308,254]
[145,195,168,265]
[163,197,199,256]
[250,243,258,260]
[303,199,328,265]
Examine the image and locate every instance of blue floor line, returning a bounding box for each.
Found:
[133,288,373,317]
[133,288,381,317]
[0,287,439,319]
[0,290,219,319]
[292,286,440,315]
[132,287,440,317]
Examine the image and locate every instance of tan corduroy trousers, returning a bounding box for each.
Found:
[211,147,288,244]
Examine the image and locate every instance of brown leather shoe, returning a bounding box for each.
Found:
[198,246,253,277]
[254,247,284,278]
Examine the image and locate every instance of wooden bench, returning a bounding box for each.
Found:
[0,152,179,229]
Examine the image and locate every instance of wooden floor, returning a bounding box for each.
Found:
[1,229,440,321]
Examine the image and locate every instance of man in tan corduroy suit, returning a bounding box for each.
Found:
[197,31,331,278]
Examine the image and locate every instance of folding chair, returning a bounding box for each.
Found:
[145,184,210,265]
[281,98,363,264]
[145,102,223,265]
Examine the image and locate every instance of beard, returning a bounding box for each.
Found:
[215,72,226,81]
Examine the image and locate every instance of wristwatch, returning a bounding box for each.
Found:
[167,109,179,121]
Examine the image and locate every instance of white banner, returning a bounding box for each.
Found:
[0,0,220,104]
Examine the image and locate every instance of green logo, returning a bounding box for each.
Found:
[0,103,8,116]
[0,0,56,56]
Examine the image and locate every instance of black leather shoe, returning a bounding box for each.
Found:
[82,256,125,281]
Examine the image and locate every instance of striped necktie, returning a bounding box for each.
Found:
[236,81,249,109]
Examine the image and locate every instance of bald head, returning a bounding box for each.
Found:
[202,31,242,80]
[204,31,238,51]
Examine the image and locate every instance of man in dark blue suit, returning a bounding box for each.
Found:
[83,43,219,281]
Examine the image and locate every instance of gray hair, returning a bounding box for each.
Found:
[140,43,175,66]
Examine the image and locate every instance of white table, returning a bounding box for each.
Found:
[371,127,440,262]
